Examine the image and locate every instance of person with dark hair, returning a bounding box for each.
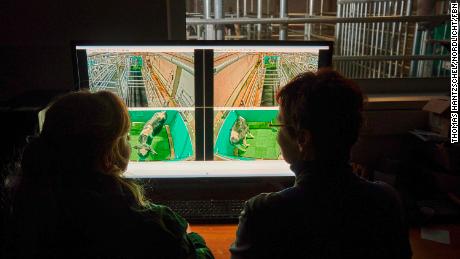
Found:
[3,91,213,258]
[230,69,412,258]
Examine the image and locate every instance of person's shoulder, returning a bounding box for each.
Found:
[244,192,276,215]
[245,187,299,214]
[135,202,188,238]
[355,177,402,208]
[139,203,214,258]
[146,202,188,225]
[367,180,400,199]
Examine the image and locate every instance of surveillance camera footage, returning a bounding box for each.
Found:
[87,51,195,108]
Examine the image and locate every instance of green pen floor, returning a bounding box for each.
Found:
[237,124,281,160]
[129,127,172,161]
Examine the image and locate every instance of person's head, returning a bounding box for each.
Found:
[37,90,131,174]
[19,90,146,206]
[276,69,364,165]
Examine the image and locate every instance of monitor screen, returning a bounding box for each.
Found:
[83,47,195,108]
[73,42,332,178]
[213,46,324,108]
[213,45,326,160]
[75,46,196,165]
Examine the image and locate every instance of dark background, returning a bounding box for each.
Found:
[0,0,185,103]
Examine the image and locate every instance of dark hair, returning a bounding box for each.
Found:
[276,68,364,161]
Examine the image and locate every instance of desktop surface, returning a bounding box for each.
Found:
[192,224,460,259]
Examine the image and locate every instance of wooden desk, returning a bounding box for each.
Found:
[410,224,460,259]
[192,225,236,258]
[192,224,460,259]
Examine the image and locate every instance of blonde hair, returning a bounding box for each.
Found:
[34,90,148,206]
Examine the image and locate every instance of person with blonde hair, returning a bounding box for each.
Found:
[3,90,213,258]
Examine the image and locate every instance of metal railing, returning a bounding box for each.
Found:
[185,0,451,79]
[335,0,450,78]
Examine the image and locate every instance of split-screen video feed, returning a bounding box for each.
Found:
[87,51,195,108]
[214,109,281,161]
[214,52,319,107]
[129,109,195,162]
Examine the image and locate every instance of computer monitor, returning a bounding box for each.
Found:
[73,41,333,179]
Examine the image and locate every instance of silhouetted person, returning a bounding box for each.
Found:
[3,91,213,258]
[230,69,412,258]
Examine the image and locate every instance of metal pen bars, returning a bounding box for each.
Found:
[335,0,450,79]
[88,53,194,107]
[185,0,451,79]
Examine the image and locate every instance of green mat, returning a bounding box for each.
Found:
[214,110,281,160]
[238,126,280,159]
[129,127,171,161]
